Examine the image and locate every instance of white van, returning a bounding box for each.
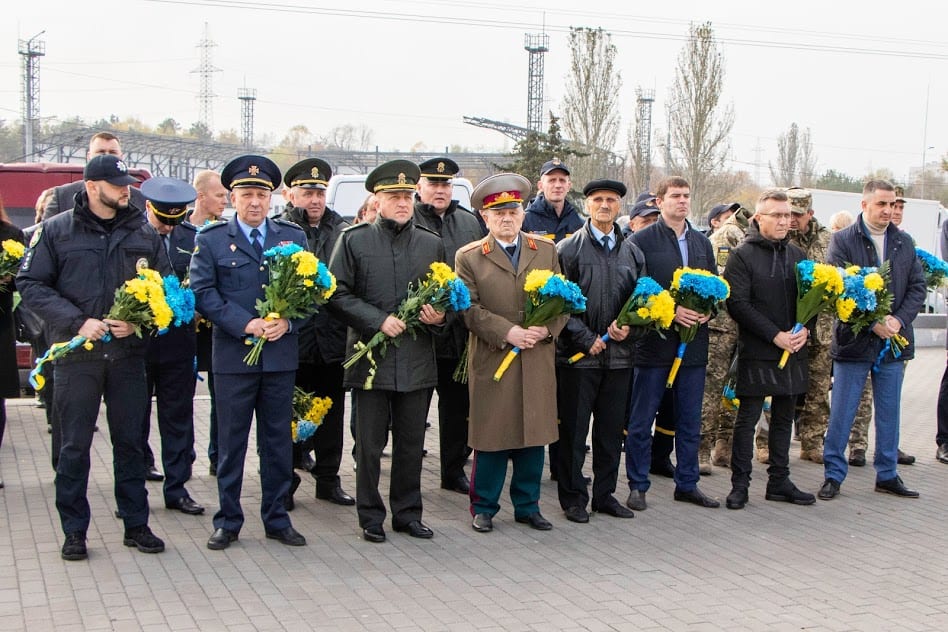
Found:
[326,174,475,221]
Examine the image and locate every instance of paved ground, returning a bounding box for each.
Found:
[1,349,947,631]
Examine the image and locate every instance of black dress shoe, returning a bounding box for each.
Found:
[266,526,307,546]
[471,513,493,533]
[207,528,238,550]
[166,496,205,515]
[363,524,386,543]
[818,478,840,500]
[937,444,948,464]
[673,487,720,508]
[515,512,553,530]
[726,487,748,510]
[441,475,470,494]
[848,449,866,467]
[875,476,919,498]
[897,449,916,465]
[294,453,316,472]
[316,485,355,506]
[650,458,675,478]
[145,466,164,482]
[765,481,815,505]
[564,506,590,523]
[592,497,635,519]
[285,473,302,512]
[394,520,434,539]
[626,490,647,511]
[209,463,217,477]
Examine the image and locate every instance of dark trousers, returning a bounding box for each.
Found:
[206,370,218,468]
[730,394,793,489]
[144,358,196,504]
[430,358,470,484]
[295,362,346,492]
[626,365,706,493]
[470,446,544,518]
[557,366,631,509]
[212,371,294,533]
[937,356,948,447]
[55,357,149,534]
[353,388,429,529]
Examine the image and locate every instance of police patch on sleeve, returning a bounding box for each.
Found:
[28,226,42,248]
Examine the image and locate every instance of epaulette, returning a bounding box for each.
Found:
[175,222,198,234]
[528,234,556,248]
[199,220,228,232]
[273,218,302,229]
[459,239,486,254]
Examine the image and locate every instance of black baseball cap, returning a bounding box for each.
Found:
[84,155,138,185]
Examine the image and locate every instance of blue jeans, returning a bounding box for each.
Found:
[823,360,904,484]
[625,365,706,493]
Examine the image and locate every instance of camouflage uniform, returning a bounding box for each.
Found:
[848,386,873,453]
[787,190,833,462]
[699,207,752,471]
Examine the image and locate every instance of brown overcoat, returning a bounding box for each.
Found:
[455,233,567,452]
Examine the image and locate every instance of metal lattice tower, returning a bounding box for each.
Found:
[635,88,655,192]
[238,87,257,149]
[19,32,46,162]
[192,23,221,133]
[524,33,549,134]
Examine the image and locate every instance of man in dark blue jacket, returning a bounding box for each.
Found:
[523,159,584,243]
[555,179,643,522]
[624,176,720,511]
[18,154,170,561]
[190,156,310,550]
[819,179,927,500]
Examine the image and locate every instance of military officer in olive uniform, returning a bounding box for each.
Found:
[140,177,205,516]
[190,155,309,550]
[327,160,446,544]
[413,157,484,494]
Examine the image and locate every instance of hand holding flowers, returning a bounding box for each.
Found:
[778,260,843,369]
[666,267,730,388]
[0,239,25,288]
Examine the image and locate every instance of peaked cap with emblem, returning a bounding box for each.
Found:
[221,155,281,191]
[141,177,197,226]
[284,158,332,190]
[418,157,460,182]
[365,159,420,193]
[472,173,532,211]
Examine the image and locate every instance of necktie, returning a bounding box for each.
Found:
[250,228,263,258]
[504,244,517,257]
[601,235,611,252]
[162,234,171,256]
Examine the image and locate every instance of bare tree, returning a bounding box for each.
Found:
[562,27,622,187]
[769,122,817,187]
[666,22,734,219]
[322,123,374,151]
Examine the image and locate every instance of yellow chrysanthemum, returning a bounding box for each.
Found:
[291,419,300,442]
[139,268,163,284]
[305,396,333,427]
[864,273,884,291]
[524,269,554,294]
[150,300,173,329]
[648,291,677,328]
[813,263,844,295]
[429,261,455,286]
[2,239,25,259]
[292,251,318,277]
[836,297,856,322]
[845,265,861,275]
[636,307,650,319]
[124,278,151,303]
[323,274,337,300]
[303,279,314,287]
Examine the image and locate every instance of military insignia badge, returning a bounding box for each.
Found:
[311,167,320,178]
[397,172,406,185]
[437,162,445,174]
[135,257,149,271]
[230,244,237,252]
[28,226,43,248]
[716,246,730,269]
[248,165,260,176]
[552,158,561,166]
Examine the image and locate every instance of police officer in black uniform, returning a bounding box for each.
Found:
[18,154,170,561]
[412,157,483,493]
[190,155,309,551]
[278,158,354,509]
[139,177,205,516]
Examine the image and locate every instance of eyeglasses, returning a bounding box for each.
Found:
[759,212,791,221]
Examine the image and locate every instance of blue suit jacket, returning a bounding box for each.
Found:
[190,215,308,373]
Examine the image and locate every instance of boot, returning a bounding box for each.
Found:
[711,438,731,468]
[799,447,824,464]
[756,447,771,465]
[698,435,713,475]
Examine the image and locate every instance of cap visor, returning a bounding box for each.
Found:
[106,175,139,185]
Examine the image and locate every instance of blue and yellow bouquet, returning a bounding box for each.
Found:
[29,266,177,390]
[160,274,196,332]
[343,261,471,389]
[667,267,730,387]
[916,247,948,290]
[566,276,674,364]
[779,260,844,369]
[836,264,892,334]
[0,239,25,288]
[244,243,336,365]
[494,269,586,381]
[291,387,332,443]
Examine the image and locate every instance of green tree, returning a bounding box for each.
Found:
[499,113,580,192]
[156,118,181,136]
[814,169,862,193]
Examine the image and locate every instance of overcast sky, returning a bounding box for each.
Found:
[3,0,946,188]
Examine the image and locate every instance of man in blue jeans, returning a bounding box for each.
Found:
[819,179,926,500]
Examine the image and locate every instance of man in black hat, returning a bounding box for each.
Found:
[190,155,310,550]
[278,158,354,509]
[555,179,643,522]
[18,154,171,560]
[328,159,446,543]
[705,202,740,237]
[139,177,205,517]
[412,157,484,494]
[626,197,661,235]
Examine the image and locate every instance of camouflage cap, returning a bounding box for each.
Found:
[786,186,812,214]
[894,185,906,202]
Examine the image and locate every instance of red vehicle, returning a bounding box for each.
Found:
[0,162,150,229]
